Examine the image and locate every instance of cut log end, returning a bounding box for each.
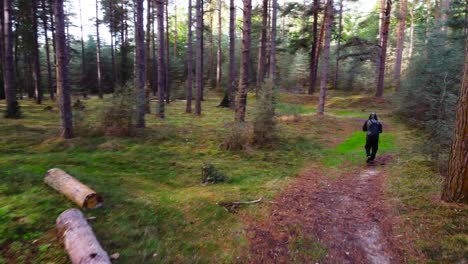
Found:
[45,168,102,209]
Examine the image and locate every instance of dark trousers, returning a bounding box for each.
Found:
[365,135,379,160]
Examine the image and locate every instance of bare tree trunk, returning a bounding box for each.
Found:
[151,2,157,96]
[31,0,43,104]
[426,0,432,44]
[333,0,343,90]
[379,0,385,46]
[53,0,73,138]
[3,0,17,117]
[442,37,468,204]
[156,0,165,118]
[78,0,86,94]
[195,0,203,115]
[376,0,392,98]
[216,0,222,90]
[95,0,103,98]
[186,0,193,113]
[228,0,236,109]
[0,0,4,101]
[165,0,170,103]
[395,0,407,91]
[145,0,152,113]
[235,0,252,122]
[317,0,334,115]
[256,0,268,93]
[270,0,277,84]
[409,1,415,58]
[109,0,116,91]
[308,0,319,94]
[135,0,145,128]
[441,0,452,33]
[208,0,215,88]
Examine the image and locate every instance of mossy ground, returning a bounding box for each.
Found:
[0,93,465,263]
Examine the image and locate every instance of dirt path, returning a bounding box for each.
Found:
[245,156,403,263]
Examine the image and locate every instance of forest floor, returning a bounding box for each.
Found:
[0,92,466,263]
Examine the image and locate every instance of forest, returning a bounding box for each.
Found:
[0,0,467,263]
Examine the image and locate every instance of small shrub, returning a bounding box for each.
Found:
[98,83,135,137]
[221,122,251,151]
[201,163,228,184]
[252,80,277,147]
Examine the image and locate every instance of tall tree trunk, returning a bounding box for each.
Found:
[109,0,116,91]
[151,2,157,96]
[96,0,103,98]
[409,1,415,58]
[228,0,236,109]
[270,0,277,84]
[165,0,170,103]
[78,0,85,94]
[156,0,165,118]
[41,0,54,100]
[208,0,215,88]
[376,0,392,98]
[441,0,452,33]
[426,0,432,44]
[135,0,145,128]
[442,37,468,204]
[186,0,193,113]
[379,0,385,46]
[216,0,222,90]
[31,0,42,104]
[0,0,5,101]
[145,0,152,113]
[235,0,252,122]
[394,0,407,91]
[120,0,128,86]
[195,0,203,115]
[256,0,268,93]
[53,0,73,138]
[3,0,17,117]
[333,0,343,90]
[317,0,334,115]
[308,0,319,94]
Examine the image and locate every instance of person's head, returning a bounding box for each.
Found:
[369,112,378,120]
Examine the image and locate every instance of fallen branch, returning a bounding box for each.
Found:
[56,209,110,264]
[44,168,102,209]
[231,197,263,204]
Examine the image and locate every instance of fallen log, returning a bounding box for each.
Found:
[56,209,111,264]
[44,168,102,209]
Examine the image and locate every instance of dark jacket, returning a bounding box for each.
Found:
[363,114,383,137]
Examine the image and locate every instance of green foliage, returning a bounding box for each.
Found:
[202,163,228,184]
[221,122,251,151]
[98,83,136,136]
[252,80,277,147]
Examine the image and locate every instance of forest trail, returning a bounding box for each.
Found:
[245,155,404,263]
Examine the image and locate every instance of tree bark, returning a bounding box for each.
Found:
[379,0,385,46]
[216,0,222,90]
[270,0,277,84]
[96,0,103,98]
[151,2,157,96]
[165,0,170,103]
[228,0,236,109]
[173,3,178,57]
[145,0,152,113]
[78,0,86,94]
[426,0,432,44]
[3,0,17,117]
[0,0,5,101]
[186,0,193,113]
[135,0,146,128]
[309,0,319,94]
[376,0,392,98]
[54,0,73,138]
[333,0,343,90]
[317,0,334,115]
[394,0,407,91]
[442,37,468,204]
[208,0,215,88]
[256,0,268,93]
[44,168,102,208]
[195,0,203,115]
[441,0,452,33]
[31,0,43,104]
[235,0,252,122]
[156,0,165,118]
[56,209,111,264]
[109,0,116,91]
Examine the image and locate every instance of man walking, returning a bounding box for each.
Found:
[363,113,383,163]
